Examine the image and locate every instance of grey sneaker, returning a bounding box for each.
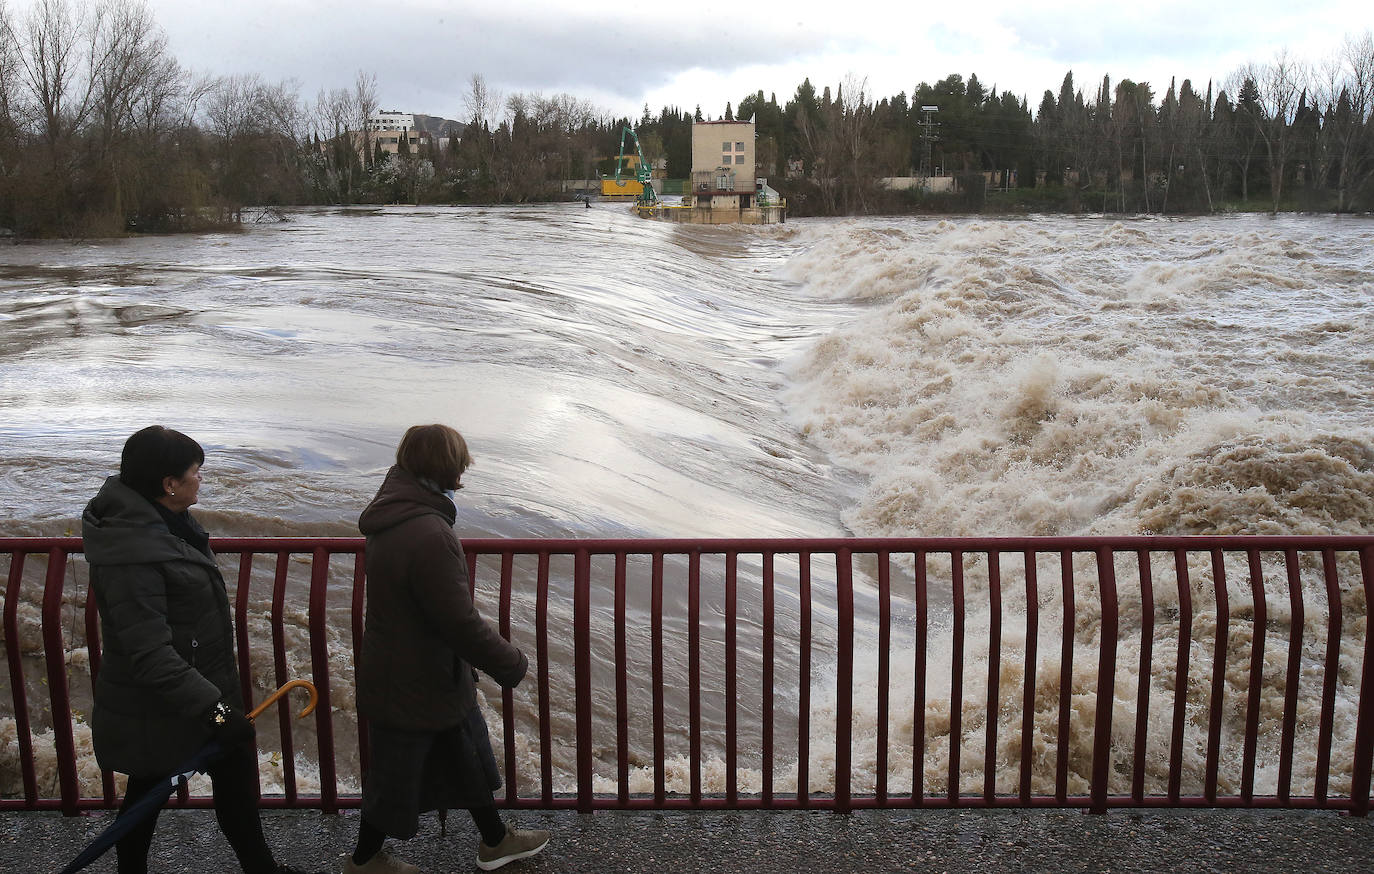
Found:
[340,850,422,874]
[475,827,550,870]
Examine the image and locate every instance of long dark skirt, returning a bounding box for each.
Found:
[361,708,501,839]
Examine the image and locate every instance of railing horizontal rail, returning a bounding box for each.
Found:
[3,535,1372,816]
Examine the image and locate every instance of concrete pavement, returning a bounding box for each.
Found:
[6,805,1372,873]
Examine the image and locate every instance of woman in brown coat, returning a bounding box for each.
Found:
[346,424,549,874]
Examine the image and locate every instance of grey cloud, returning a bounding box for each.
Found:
[415,11,833,99]
[155,1,880,117]
[260,7,834,115]
[994,5,1292,77]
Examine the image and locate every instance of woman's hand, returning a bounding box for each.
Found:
[207,701,256,747]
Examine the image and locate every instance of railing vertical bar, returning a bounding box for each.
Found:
[233,551,260,802]
[573,548,593,812]
[1315,548,1342,803]
[914,550,928,805]
[1019,550,1038,806]
[762,551,775,806]
[499,551,517,805]
[1204,549,1229,805]
[876,551,891,804]
[84,580,116,806]
[836,547,854,814]
[725,551,738,807]
[1277,549,1304,803]
[614,552,630,806]
[1089,546,1119,814]
[1133,549,1155,804]
[305,548,339,811]
[949,550,965,805]
[270,552,297,804]
[1240,548,1267,803]
[798,550,812,807]
[1168,549,1192,803]
[651,552,666,805]
[40,549,79,814]
[1055,551,1074,805]
[536,551,553,807]
[984,551,1002,803]
[1313,549,1346,802]
[234,553,256,736]
[688,550,702,806]
[4,551,38,806]
[351,551,370,777]
[1348,545,1374,816]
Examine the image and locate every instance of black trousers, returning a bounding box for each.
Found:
[116,740,276,874]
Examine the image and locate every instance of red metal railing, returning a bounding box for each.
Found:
[3,535,1373,816]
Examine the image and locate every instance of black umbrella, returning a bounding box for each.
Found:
[58,680,318,874]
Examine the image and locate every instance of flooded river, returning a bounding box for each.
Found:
[2,206,1372,799]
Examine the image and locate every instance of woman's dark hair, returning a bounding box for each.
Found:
[119,426,205,501]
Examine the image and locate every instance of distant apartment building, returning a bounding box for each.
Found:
[347,110,461,158]
[368,111,414,133]
[358,110,419,156]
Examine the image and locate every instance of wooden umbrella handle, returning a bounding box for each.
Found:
[247,679,318,722]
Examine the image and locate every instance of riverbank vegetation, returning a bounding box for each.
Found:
[1,0,1371,236]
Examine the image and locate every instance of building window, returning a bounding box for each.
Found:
[723,142,731,152]
[736,142,745,150]
[736,155,748,164]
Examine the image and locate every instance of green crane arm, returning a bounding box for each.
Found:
[615,125,653,184]
[613,124,658,205]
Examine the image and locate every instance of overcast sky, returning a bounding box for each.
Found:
[67,1,1374,121]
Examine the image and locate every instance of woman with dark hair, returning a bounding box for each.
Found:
[81,426,321,874]
[347,424,549,874]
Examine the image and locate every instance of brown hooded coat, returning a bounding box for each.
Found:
[356,465,527,732]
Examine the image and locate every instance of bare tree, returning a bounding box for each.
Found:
[1236,50,1308,213]
[831,74,876,213]
[19,0,96,169]
[353,69,376,168]
[464,72,501,128]
[0,0,24,158]
[87,0,174,215]
[1318,31,1374,211]
[204,73,264,205]
[503,91,528,127]
[310,85,361,201]
[204,74,260,141]
[259,80,304,142]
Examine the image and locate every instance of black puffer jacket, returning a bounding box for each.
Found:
[357,466,526,732]
[82,476,241,776]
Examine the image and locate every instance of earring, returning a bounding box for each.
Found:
[169,491,176,496]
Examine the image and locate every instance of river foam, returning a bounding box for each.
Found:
[780,216,1374,538]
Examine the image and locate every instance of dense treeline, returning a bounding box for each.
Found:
[2,0,1371,236]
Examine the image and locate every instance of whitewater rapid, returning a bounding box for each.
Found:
[780,215,1373,539]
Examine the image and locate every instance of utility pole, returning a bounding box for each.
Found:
[919,105,939,184]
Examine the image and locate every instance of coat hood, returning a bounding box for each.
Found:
[358,465,457,536]
[82,475,213,568]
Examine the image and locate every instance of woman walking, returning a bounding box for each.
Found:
[347,424,549,874]
[82,426,321,874]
